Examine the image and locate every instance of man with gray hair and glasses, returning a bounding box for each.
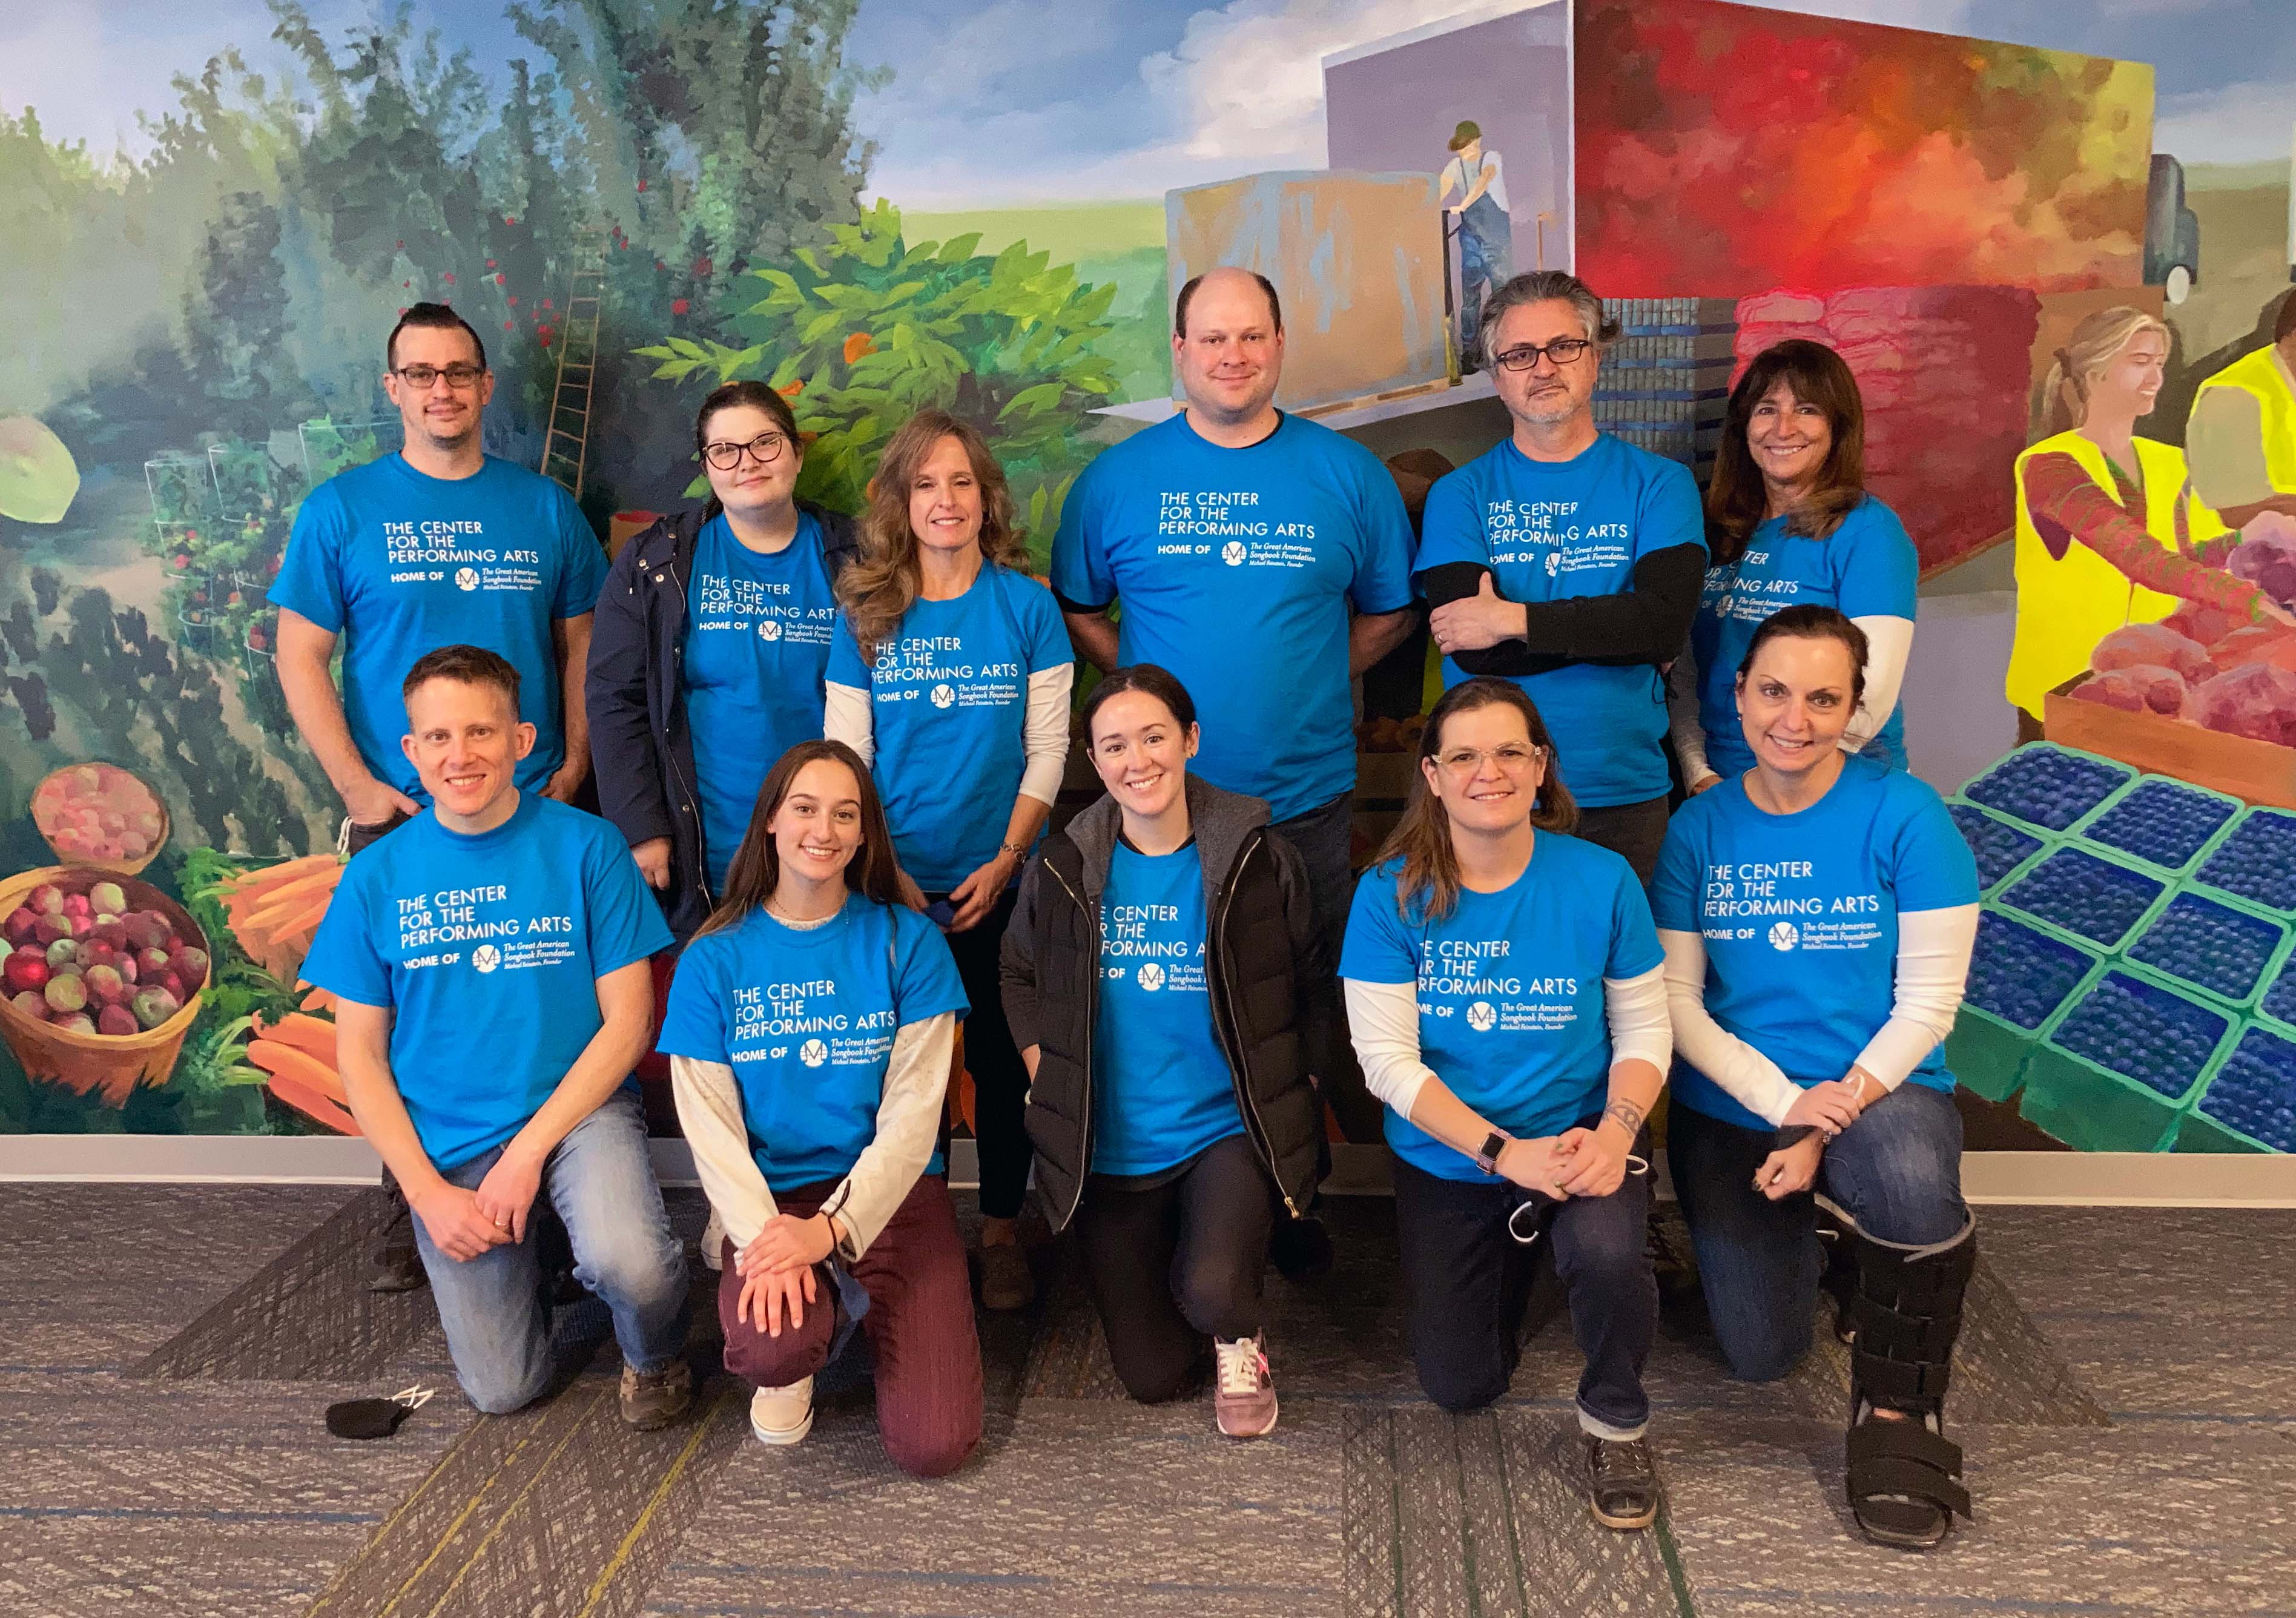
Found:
[1415,271,1707,883]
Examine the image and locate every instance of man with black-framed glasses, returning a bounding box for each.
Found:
[274,301,609,1292]
[1416,271,1707,885]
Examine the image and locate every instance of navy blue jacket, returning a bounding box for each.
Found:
[587,502,861,940]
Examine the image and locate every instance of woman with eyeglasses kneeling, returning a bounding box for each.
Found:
[591,381,859,940]
[1339,676,1672,1530]
[1000,665,1321,1439]
[1654,604,1979,1549]
[659,740,982,1476]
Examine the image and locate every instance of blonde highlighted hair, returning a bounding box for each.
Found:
[2034,306,2170,439]
[839,410,1030,661]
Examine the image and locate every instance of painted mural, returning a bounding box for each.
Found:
[1,0,2291,1154]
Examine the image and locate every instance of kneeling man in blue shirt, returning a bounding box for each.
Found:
[302,644,690,1425]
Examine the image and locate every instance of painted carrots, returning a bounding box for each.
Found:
[219,854,345,986]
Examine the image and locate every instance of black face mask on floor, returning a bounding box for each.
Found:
[326,1384,436,1440]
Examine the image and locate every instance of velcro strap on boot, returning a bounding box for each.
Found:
[1852,1347,1953,1408]
[1850,1294,1963,1362]
[1847,1421,1970,1519]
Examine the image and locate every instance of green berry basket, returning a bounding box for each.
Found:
[1947,904,2106,1104]
[2067,774,2246,881]
[2115,887,2295,1018]
[2017,962,2240,1154]
[2176,1022,2296,1155]
[2188,805,2296,918]
[1956,742,2138,839]
[1991,842,2176,959]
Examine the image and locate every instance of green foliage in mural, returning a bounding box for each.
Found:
[635,200,1118,547]
[182,190,309,441]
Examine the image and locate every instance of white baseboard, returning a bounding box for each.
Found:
[4,1136,2294,1207]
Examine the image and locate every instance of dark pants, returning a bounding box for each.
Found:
[929,886,1029,1220]
[1073,1134,1279,1403]
[1668,1086,1968,1382]
[1392,1140,1657,1436]
[1271,788,1377,1141]
[718,1175,983,1479]
[1572,794,1671,890]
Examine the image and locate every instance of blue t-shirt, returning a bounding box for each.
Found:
[1415,434,1705,808]
[300,795,673,1170]
[825,564,1070,892]
[684,513,839,888]
[1092,840,1245,1175]
[1339,833,1664,1181]
[1053,413,1415,822]
[655,895,969,1189]
[271,454,607,804]
[1692,498,1918,781]
[1650,758,1979,1131]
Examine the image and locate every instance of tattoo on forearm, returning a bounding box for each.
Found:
[1605,1098,1646,1137]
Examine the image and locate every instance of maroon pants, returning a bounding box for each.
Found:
[718,1174,983,1479]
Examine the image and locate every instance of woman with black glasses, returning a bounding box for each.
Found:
[590,381,861,941]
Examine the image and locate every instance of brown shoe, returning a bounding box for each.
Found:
[978,1241,1035,1311]
[619,1360,693,1430]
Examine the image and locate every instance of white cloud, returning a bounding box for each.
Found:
[2156,78,2296,165]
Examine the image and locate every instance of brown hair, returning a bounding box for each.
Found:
[1175,269,1283,338]
[402,643,520,710]
[699,740,905,936]
[2034,306,2169,439]
[1377,678,1579,925]
[1739,604,1870,707]
[1080,662,1197,741]
[694,380,804,522]
[387,302,487,372]
[1706,340,1867,564]
[838,410,1029,661]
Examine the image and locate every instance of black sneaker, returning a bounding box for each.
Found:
[1583,1435,1661,1530]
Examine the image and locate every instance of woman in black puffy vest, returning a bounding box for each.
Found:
[1000,663,1322,1439]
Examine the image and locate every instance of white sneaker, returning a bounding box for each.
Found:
[701,1207,726,1272]
[749,1378,814,1446]
[1213,1335,1279,1439]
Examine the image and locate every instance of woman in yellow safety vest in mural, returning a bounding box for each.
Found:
[2005,305,2295,737]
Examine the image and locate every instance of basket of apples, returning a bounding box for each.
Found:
[0,871,211,1106]
[29,763,170,873]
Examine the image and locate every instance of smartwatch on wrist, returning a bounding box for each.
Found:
[1474,1130,1509,1175]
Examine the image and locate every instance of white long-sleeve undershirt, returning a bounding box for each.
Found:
[1659,903,1976,1126]
[1342,965,1671,1127]
[670,1010,955,1263]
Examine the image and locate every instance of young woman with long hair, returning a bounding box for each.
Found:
[590,380,862,938]
[999,665,1322,1439]
[658,739,982,1478]
[824,409,1074,1311]
[1671,339,1918,789]
[1655,606,1980,1548]
[1339,677,1672,1531]
[2005,305,2293,735]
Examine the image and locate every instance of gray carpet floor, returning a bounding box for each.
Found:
[4,1183,2293,1617]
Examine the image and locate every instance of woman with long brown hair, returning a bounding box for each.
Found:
[1669,339,1918,791]
[657,739,983,1478]
[1340,677,1671,1532]
[825,409,1074,1310]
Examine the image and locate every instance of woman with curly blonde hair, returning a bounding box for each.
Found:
[825,409,1074,1309]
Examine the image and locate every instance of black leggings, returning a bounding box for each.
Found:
[932,887,1032,1220]
[1072,1133,1278,1403]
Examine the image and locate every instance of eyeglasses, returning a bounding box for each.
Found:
[392,363,487,391]
[1491,338,1592,372]
[702,432,790,471]
[1436,744,1544,775]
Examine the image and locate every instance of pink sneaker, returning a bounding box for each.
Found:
[1214,1334,1278,1438]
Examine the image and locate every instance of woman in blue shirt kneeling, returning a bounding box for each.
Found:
[1001,665,1322,1440]
[1341,676,1673,1532]
[1654,604,1979,1549]
[826,410,1074,1313]
[658,739,982,1478]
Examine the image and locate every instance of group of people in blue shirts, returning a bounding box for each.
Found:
[278,263,1977,1552]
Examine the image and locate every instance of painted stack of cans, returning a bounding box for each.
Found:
[1596,297,1737,472]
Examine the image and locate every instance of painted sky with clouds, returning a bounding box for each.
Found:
[5,0,2290,208]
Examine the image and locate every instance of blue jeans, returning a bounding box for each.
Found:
[1668,1083,1967,1383]
[412,1088,688,1414]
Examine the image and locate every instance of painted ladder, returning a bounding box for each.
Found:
[539,229,609,500]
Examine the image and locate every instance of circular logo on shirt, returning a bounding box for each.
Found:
[1137,962,1166,992]
[1466,1000,1497,1032]
[471,944,501,974]
[1769,922,1801,952]
[1544,552,1562,578]
[455,567,480,592]
[799,1038,828,1068]
[1221,541,1247,567]
[930,683,955,709]
[757,618,782,642]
